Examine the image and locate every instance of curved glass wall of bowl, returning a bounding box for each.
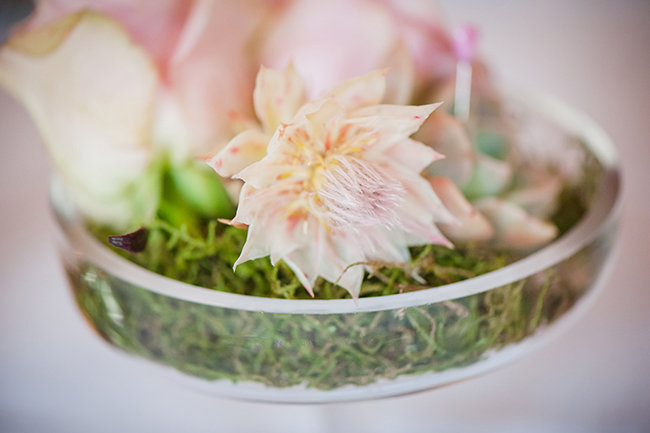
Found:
[52,93,621,403]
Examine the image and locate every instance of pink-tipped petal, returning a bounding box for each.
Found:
[417,112,474,187]
[207,129,269,177]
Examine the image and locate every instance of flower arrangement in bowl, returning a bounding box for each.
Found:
[1,0,620,402]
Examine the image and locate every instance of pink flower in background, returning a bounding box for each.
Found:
[259,0,456,102]
[209,67,455,298]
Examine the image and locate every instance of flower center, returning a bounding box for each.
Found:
[314,155,404,229]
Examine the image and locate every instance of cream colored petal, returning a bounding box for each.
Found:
[304,98,342,146]
[359,226,411,263]
[283,256,316,297]
[325,69,387,110]
[253,63,306,132]
[236,158,307,190]
[282,222,326,297]
[319,236,366,299]
[207,129,270,177]
[234,224,270,268]
[0,10,158,227]
[474,198,558,249]
[428,176,493,242]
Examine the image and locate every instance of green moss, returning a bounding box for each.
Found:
[71,261,578,390]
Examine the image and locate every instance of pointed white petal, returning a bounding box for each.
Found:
[352,103,441,150]
[254,63,306,132]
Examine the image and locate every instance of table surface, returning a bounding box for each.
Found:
[1,1,649,432]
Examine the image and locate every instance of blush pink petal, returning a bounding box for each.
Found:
[259,0,397,98]
[167,0,273,154]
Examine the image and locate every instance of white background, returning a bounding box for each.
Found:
[1,1,649,432]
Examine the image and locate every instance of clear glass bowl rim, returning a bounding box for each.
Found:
[52,92,622,315]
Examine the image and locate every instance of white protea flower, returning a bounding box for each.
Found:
[208,66,455,298]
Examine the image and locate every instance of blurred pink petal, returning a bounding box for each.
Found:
[25,0,192,69]
[428,176,493,242]
[167,0,274,155]
[376,0,456,84]
[418,112,475,186]
[475,198,558,249]
[259,0,397,98]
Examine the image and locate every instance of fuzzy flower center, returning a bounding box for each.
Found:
[316,156,404,228]
[281,123,405,230]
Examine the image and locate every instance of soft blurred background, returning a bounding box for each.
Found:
[0,0,648,432]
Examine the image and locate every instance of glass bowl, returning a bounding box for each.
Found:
[53,93,621,403]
